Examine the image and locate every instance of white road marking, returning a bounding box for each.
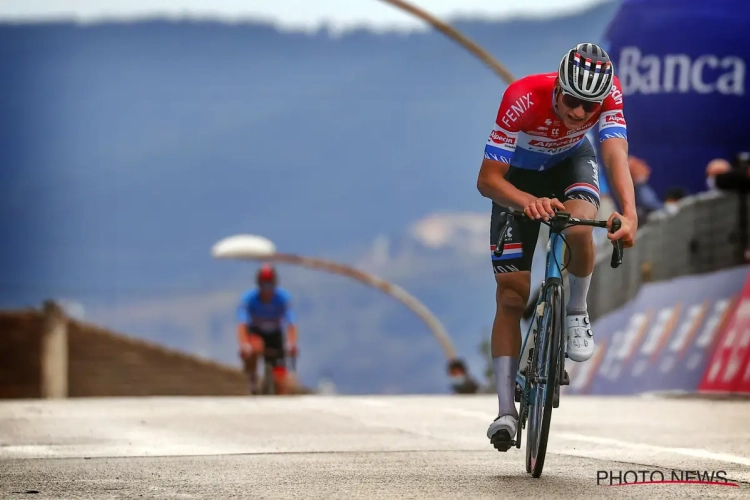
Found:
[556,433,750,467]
[442,408,750,469]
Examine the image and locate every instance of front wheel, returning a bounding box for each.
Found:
[261,361,276,395]
[525,283,563,478]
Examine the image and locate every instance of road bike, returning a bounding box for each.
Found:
[259,347,297,395]
[492,210,624,478]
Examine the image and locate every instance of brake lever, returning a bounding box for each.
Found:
[610,217,623,268]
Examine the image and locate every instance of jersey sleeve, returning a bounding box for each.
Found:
[598,75,627,142]
[483,82,530,164]
[236,291,252,324]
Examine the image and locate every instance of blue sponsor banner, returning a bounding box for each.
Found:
[566,305,629,395]
[589,279,677,395]
[567,265,749,395]
[602,0,750,198]
[629,267,746,394]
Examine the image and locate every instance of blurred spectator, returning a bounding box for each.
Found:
[628,156,663,220]
[711,152,750,262]
[706,158,733,191]
[663,186,687,215]
[665,186,687,202]
[447,358,479,394]
[707,153,750,192]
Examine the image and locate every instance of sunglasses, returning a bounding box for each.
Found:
[558,88,602,113]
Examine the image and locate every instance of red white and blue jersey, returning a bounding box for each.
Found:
[483,72,627,171]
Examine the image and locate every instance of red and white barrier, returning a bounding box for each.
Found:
[698,272,750,395]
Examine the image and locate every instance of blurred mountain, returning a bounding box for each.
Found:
[0,1,620,393]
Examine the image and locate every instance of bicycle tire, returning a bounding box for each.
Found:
[261,360,275,395]
[523,344,536,474]
[525,282,563,478]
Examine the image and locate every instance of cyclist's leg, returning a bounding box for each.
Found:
[243,328,266,392]
[264,329,288,395]
[552,139,602,362]
[487,169,544,449]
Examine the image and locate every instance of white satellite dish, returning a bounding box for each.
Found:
[211,234,277,259]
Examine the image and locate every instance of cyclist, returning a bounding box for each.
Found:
[476,43,637,451]
[236,264,298,395]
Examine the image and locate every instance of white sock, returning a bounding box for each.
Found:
[567,272,592,315]
[493,356,519,419]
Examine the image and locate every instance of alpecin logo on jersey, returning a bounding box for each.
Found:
[529,135,581,149]
[490,129,515,145]
[600,110,626,130]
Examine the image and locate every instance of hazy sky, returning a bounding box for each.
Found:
[0,0,613,32]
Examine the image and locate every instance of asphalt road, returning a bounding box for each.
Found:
[1,395,749,499]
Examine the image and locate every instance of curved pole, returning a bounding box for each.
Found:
[239,252,458,361]
[377,0,516,84]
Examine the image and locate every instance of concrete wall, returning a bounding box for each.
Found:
[0,304,249,399]
[0,310,43,398]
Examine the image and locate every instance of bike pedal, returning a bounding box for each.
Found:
[492,439,514,452]
[561,370,570,386]
[490,431,514,452]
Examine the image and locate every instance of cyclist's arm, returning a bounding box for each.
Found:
[286,323,298,346]
[283,300,298,346]
[236,296,251,346]
[237,323,249,346]
[600,138,638,223]
[477,82,537,210]
[477,158,536,209]
[598,76,638,225]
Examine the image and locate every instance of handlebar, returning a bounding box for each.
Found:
[493,210,624,269]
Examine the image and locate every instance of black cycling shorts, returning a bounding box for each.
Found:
[489,138,601,275]
[247,326,286,368]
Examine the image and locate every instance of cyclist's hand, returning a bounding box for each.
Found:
[239,343,254,358]
[607,212,637,248]
[524,197,565,221]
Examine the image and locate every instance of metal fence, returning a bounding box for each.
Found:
[587,189,748,322]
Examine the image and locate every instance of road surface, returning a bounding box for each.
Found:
[1,395,749,498]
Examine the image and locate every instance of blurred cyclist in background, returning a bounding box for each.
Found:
[237,264,298,395]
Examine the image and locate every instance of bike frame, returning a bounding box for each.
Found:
[492,209,622,476]
[516,229,566,392]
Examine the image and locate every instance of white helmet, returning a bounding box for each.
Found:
[558,43,614,102]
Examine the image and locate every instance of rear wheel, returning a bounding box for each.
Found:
[525,283,563,478]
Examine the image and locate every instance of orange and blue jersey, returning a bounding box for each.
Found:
[237,288,295,333]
